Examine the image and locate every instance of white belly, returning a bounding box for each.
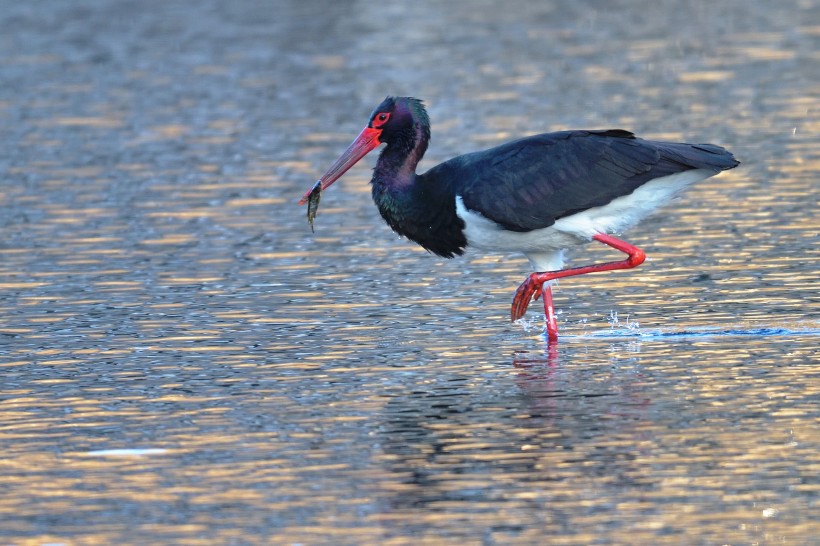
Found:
[455,169,713,271]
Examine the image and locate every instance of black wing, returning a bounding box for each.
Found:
[424,130,738,232]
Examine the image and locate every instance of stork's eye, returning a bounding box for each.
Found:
[372,112,391,128]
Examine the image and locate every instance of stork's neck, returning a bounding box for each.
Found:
[372,123,430,190]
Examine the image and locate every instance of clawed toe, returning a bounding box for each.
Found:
[510,274,542,322]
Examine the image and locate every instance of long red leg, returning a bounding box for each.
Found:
[541,284,558,342]
[511,233,647,337]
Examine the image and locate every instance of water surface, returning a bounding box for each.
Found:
[1,0,819,544]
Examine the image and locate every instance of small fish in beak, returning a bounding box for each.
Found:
[306,180,322,232]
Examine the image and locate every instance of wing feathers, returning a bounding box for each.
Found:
[431,130,738,232]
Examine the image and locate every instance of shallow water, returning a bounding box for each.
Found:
[1,0,819,544]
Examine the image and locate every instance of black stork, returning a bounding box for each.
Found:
[298,97,739,342]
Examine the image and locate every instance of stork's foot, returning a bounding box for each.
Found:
[512,274,560,341]
[511,272,546,322]
[512,234,647,342]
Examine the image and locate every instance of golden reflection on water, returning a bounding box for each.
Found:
[1,1,819,544]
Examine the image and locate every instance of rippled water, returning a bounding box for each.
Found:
[1,0,818,544]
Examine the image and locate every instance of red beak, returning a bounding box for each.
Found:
[298,126,383,205]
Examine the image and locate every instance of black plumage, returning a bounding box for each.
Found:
[427,129,738,234]
[361,98,737,257]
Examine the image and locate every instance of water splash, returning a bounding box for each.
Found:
[606,311,641,334]
[514,316,543,333]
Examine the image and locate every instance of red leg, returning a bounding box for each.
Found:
[511,233,647,334]
[541,284,558,342]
